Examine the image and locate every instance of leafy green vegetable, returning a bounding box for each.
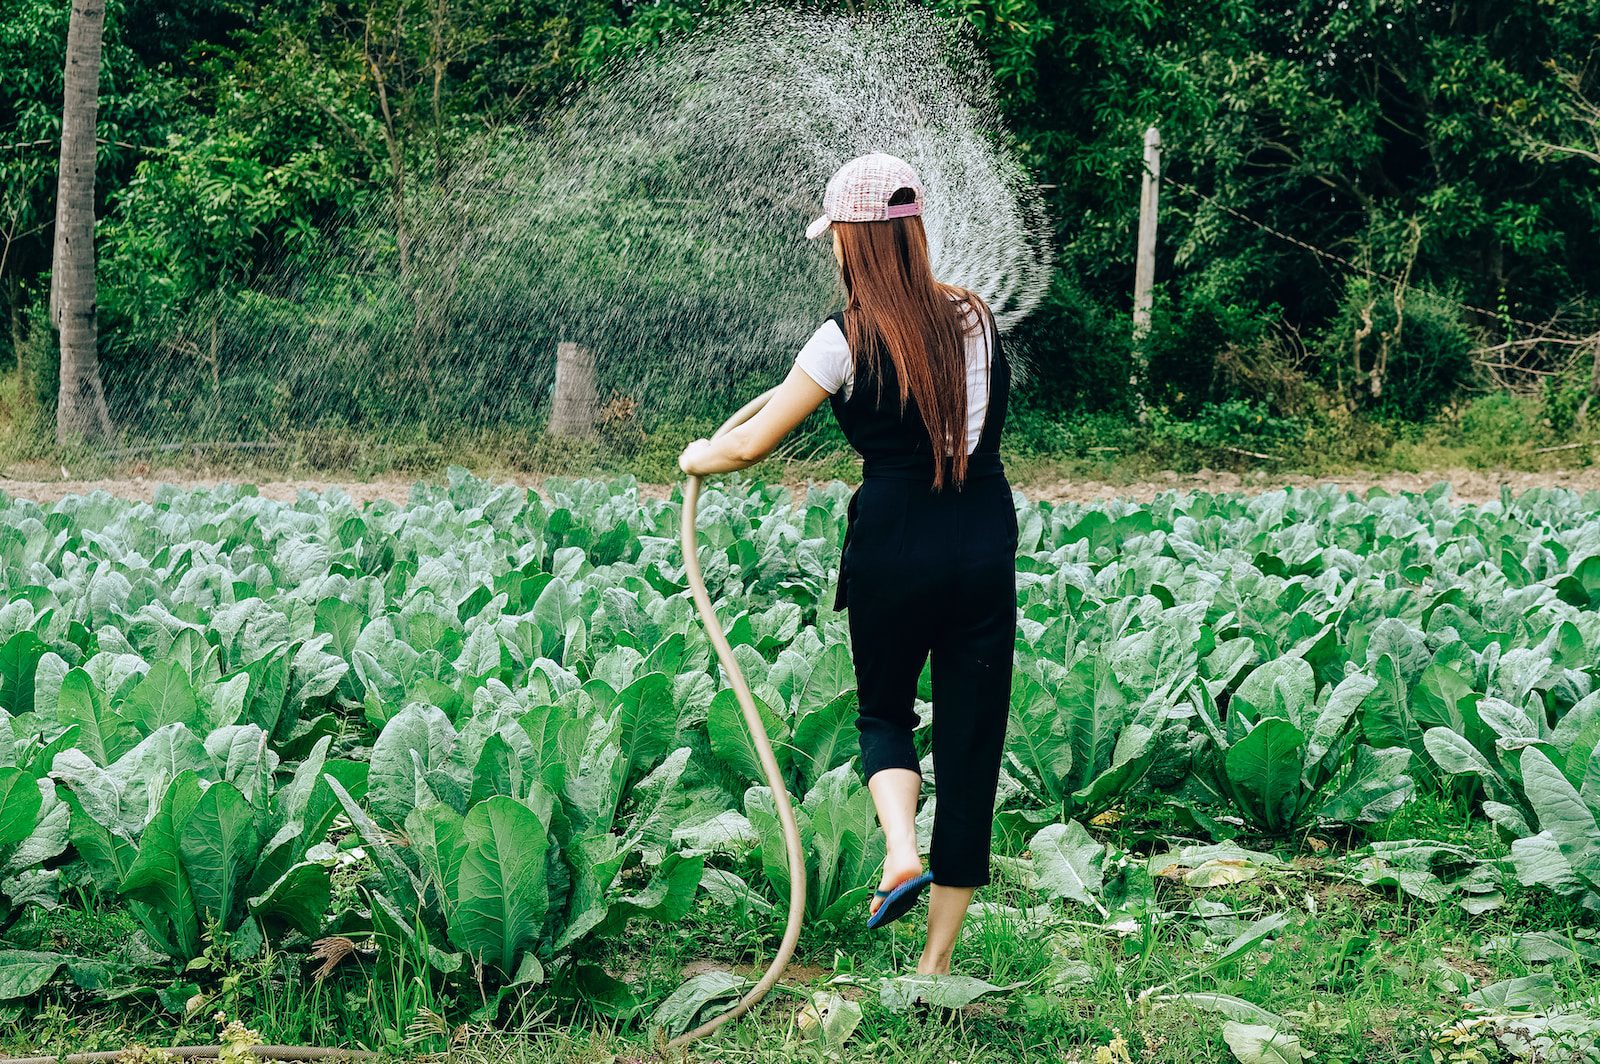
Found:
[1189,663,1411,834]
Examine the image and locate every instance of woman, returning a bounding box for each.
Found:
[678,152,1016,978]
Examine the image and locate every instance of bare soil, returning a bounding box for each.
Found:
[4,465,1600,506]
[1023,466,1600,506]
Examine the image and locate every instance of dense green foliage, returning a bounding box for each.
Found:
[2,1,1599,452]
[0,473,1597,1056]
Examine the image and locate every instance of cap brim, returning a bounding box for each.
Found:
[805,215,831,240]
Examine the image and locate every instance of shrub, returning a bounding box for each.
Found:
[1539,339,1600,438]
[1142,275,1282,418]
[1315,281,1476,422]
[1456,392,1546,457]
[1147,399,1310,458]
[1010,272,1134,415]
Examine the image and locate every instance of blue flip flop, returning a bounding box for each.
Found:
[866,871,933,929]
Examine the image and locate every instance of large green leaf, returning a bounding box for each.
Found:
[119,771,205,960]
[1412,664,1481,738]
[792,692,859,793]
[470,729,534,804]
[0,633,48,717]
[247,861,331,935]
[1067,721,1160,819]
[799,763,880,920]
[1305,671,1377,769]
[407,803,467,905]
[1551,691,1600,790]
[1422,727,1509,799]
[707,688,790,785]
[0,950,67,1000]
[595,851,705,936]
[242,647,293,738]
[52,723,209,847]
[531,578,578,664]
[1510,832,1581,893]
[1359,653,1415,749]
[560,704,627,832]
[1026,820,1104,910]
[0,769,41,849]
[178,781,261,929]
[1224,718,1306,833]
[613,672,677,781]
[649,971,751,1039]
[59,790,135,893]
[744,785,814,920]
[619,747,691,855]
[448,795,552,977]
[122,662,202,735]
[1151,992,1288,1028]
[795,643,854,717]
[54,669,137,765]
[1317,746,1413,824]
[553,832,627,952]
[1521,747,1600,893]
[368,703,458,828]
[314,598,364,664]
[11,780,69,869]
[879,973,1006,1012]
[1232,656,1315,727]
[1005,672,1071,803]
[1061,657,1129,793]
[1222,1021,1307,1064]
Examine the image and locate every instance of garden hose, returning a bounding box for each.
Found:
[665,387,808,1053]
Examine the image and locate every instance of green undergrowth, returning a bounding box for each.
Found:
[5,370,1599,487]
[0,792,1592,1063]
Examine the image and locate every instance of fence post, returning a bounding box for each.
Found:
[1131,125,1161,414]
[549,341,598,438]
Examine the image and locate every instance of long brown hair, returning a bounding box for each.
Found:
[834,190,993,490]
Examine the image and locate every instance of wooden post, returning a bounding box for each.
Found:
[1131,125,1161,413]
[548,341,597,438]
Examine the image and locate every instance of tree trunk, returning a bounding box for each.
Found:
[548,342,597,438]
[51,0,114,446]
[8,274,22,385]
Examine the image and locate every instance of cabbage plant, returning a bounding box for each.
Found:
[1188,657,1412,835]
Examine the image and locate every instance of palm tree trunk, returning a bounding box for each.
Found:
[51,0,114,445]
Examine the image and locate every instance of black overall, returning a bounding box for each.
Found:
[826,307,1017,890]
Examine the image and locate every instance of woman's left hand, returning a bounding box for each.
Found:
[678,438,715,476]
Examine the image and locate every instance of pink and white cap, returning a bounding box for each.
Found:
[805,153,925,240]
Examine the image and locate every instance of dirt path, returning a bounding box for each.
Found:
[6,466,1600,507]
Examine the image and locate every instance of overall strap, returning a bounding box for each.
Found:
[825,309,852,425]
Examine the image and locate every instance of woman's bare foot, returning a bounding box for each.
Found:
[868,846,926,919]
[917,883,976,974]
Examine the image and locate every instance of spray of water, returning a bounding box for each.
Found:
[121,5,1053,448]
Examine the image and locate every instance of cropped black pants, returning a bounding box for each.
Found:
[840,472,1018,888]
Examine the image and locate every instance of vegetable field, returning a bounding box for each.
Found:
[0,472,1597,1062]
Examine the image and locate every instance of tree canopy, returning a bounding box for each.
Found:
[2,0,1598,445]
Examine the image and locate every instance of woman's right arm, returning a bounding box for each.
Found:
[677,363,830,475]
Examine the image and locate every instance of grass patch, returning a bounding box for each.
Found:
[8,368,1600,489]
[1,794,1593,1062]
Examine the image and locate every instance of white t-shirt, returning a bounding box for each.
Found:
[793,304,995,454]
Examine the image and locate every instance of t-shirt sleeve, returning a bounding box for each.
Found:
[794,318,852,394]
